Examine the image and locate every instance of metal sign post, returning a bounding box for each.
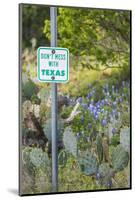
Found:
[50,7,58,192]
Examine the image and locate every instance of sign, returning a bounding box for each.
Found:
[37,47,69,83]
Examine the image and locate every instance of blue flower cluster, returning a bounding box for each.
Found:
[74,80,130,135]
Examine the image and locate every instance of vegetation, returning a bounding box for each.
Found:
[21,5,131,194]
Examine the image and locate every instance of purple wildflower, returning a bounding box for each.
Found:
[112,128,116,135]
[101,119,107,126]
[77,97,83,103]
[87,93,92,99]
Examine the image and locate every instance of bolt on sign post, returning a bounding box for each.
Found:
[37,7,69,192]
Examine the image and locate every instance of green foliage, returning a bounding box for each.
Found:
[111,145,129,172]
[22,79,38,101]
[44,8,130,70]
[78,151,98,175]
[121,112,130,126]
[63,127,77,157]
[111,134,120,147]
[58,155,102,192]
[21,6,130,192]
[22,4,50,49]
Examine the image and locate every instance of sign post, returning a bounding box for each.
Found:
[37,6,69,193]
[50,7,58,193]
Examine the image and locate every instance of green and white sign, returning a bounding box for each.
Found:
[37,47,69,83]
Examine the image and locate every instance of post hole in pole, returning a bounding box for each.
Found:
[50,7,58,192]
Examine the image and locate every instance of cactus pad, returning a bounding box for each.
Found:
[111,145,129,172]
[63,127,77,157]
[78,151,98,175]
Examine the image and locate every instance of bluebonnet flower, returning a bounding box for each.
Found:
[112,128,116,135]
[96,101,100,108]
[93,107,97,115]
[97,104,100,109]
[101,119,107,126]
[87,92,92,99]
[89,103,94,112]
[77,97,83,103]
[94,114,98,120]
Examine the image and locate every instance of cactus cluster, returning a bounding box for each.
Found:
[78,151,98,175]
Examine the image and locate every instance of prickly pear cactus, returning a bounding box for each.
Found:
[37,88,50,103]
[97,163,113,188]
[111,145,129,172]
[43,118,64,141]
[96,134,103,163]
[63,127,77,157]
[29,148,50,169]
[22,79,38,100]
[120,127,130,153]
[58,150,67,167]
[78,151,98,175]
[22,147,50,171]
[22,147,51,193]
